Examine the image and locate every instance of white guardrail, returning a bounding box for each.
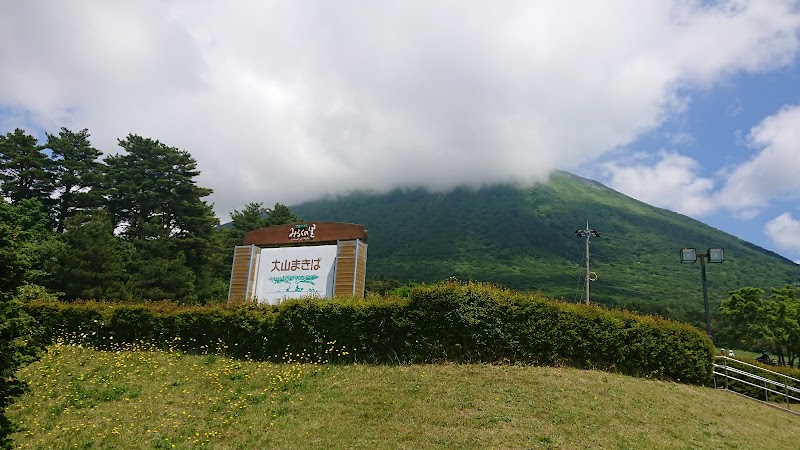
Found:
[713,356,800,414]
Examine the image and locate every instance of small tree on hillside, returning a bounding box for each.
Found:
[721,285,800,367]
[265,203,301,227]
[222,202,301,251]
[227,202,301,239]
[229,202,271,234]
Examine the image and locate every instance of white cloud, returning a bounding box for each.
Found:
[717,105,800,217]
[1,1,799,219]
[597,101,800,229]
[602,150,716,216]
[764,213,800,254]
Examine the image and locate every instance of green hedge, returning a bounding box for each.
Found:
[24,281,714,384]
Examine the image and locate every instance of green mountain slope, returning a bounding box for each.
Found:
[292,171,800,324]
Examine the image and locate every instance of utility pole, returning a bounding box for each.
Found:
[575,221,600,304]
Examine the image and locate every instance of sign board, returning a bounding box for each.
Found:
[243,222,367,246]
[253,245,338,304]
[229,222,368,304]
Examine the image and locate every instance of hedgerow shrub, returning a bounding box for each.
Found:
[25,281,714,384]
[1,297,42,450]
[400,282,713,383]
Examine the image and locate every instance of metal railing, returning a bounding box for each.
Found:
[713,356,800,414]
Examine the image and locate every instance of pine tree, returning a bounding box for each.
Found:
[104,135,218,301]
[104,134,216,240]
[265,203,301,226]
[0,129,54,210]
[230,202,271,234]
[124,236,197,301]
[44,128,104,232]
[225,202,301,247]
[52,212,127,300]
[0,198,60,287]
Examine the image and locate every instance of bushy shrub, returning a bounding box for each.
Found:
[25,281,714,385]
[401,282,712,383]
[1,297,43,449]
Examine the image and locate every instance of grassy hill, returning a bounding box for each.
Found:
[292,171,800,326]
[9,344,800,449]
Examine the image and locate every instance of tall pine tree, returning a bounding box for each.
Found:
[0,129,54,210]
[104,134,216,240]
[104,135,218,301]
[44,128,105,232]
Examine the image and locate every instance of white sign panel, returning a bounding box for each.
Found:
[253,245,338,304]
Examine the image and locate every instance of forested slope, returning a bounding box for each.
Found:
[293,171,800,325]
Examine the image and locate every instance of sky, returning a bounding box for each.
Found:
[2,1,800,262]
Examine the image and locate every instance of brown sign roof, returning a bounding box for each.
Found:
[242,222,368,246]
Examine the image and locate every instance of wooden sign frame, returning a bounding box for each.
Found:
[228,222,368,304]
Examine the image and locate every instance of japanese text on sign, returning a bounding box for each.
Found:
[289,224,316,241]
[271,258,322,272]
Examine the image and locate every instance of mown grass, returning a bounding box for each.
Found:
[9,344,800,450]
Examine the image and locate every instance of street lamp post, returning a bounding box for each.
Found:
[680,247,724,340]
[575,222,600,305]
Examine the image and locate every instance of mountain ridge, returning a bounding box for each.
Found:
[289,170,799,325]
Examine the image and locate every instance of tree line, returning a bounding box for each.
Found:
[0,126,305,447]
[0,127,299,303]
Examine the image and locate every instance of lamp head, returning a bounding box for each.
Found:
[680,247,697,263]
[708,248,724,263]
